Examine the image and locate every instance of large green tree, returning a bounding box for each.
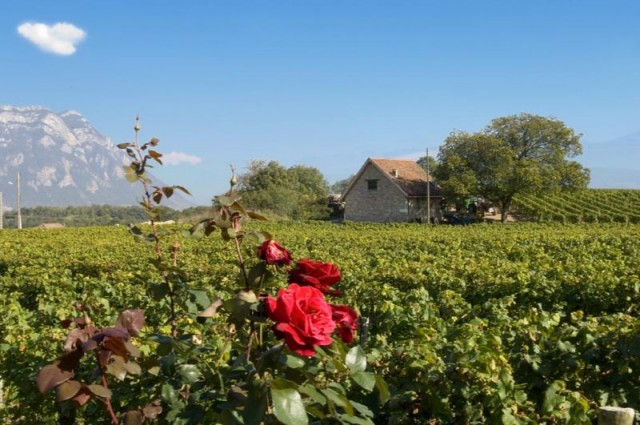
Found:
[434,114,590,222]
[238,160,329,219]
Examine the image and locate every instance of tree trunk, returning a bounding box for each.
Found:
[500,198,512,223]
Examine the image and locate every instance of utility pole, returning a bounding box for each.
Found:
[426,147,431,224]
[16,172,22,229]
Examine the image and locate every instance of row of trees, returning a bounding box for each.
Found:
[1,205,212,228]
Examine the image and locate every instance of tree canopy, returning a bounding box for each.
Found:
[434,113,590,222]
[238,160,329,219]
[416,154,438,177]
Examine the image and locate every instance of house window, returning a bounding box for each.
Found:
[367,179,378,191]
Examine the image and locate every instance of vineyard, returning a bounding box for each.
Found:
[514,189,640,224]
[1,222,639,423]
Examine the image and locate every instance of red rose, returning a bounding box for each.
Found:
[330,304,358,343]
[288,259,342,296]
[257,240,293,266]
[266,284,336,356]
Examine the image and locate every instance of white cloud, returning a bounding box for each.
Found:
[17,22,86,56]
[163,152,202,166]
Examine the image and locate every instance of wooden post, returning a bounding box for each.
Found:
[426,147,431,224]
[16,172,22,229]
[598,406,635,425]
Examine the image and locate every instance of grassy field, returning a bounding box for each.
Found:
[1,221,639,423]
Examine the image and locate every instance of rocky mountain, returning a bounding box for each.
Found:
[0,106,190,209]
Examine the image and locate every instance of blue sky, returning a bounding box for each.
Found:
[3,0,640,204]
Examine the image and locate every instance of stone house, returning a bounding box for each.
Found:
[341,158,443,223]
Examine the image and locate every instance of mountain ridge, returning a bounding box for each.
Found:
[0,105,191,210]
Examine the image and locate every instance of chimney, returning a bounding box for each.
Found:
[391,169,399,178]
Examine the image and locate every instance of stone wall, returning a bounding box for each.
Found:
[408,197,443,223]
[343,164,409,222]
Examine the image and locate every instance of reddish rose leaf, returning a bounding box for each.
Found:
[36,364,74,394]
[106,356,128,381]
[64,328,90,352]
[98,349,111,368]
[116,309,145,336]
[124,341,141,358]
[70,386,92,407]
[87,384,112,399]
[58,348,84,371]
[142,400,163,419]
[55,380,82,402]
[123,410,144,425]
[103,337,129,359]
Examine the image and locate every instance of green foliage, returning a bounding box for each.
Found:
[2,222,640,423]
[416,154,438,177]
[239,160,330,220]
[1,205,173,228]
[2,119,638,424]
[514,189,640,224]
[330,175,355,196]
[2,121,383,424]
[434,113,590,222]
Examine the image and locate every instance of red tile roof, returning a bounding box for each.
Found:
[369,158,442,197]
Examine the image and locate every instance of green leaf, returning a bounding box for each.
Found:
[542,381,565,414]
[248,211,268,221]
[247,262,267,288]
[298,384,326,405]
[123,166,138,183]
[281,354,306,369]
[271,387,308,425]
[271,378,299,390]
[216,195,235,207]
[178,364,201,384]
[243,379,268,425]
[321,388,354,416]
[189,289,211,309]
[336,414,375,425]
[374,375,390,405]
[350,401,374,418]
[346,346,367,373]
[351,371,376,392]
[162,383,179,404]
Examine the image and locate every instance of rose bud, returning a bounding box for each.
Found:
[257,240,293,266]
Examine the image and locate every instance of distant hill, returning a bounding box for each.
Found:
[0,106,191,209]
[580,131,640,189]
